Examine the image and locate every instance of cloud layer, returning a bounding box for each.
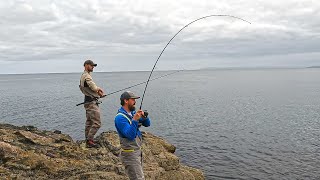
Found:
[0,0,319,73]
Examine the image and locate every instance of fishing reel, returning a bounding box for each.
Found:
[142,110,148,118]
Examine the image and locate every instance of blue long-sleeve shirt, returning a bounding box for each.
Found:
[114,107,151,141]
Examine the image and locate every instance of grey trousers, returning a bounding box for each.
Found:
[120,150,144,180]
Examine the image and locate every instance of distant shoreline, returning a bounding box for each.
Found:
[306,66,320,68]
[1,66,319,75]
[198,66,316,71]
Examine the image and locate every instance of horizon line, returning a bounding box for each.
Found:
[0,66,318,75]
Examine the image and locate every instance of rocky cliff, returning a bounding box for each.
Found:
[0,124,204,180]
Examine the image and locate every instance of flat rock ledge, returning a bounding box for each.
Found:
[0,124,204,180]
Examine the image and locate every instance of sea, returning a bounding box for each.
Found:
[0,68,319,179]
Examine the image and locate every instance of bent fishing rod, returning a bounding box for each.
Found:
[139,14,251,110]
[76,69,183,106]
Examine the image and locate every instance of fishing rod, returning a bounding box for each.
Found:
[76,69,183,106]
[139,14,251,110]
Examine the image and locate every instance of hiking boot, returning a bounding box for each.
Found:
[86,139,99,148]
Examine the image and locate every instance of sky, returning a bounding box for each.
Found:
[0,0,319,74]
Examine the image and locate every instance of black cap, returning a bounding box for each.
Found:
[120,91,140,100]
[84,60,97,67]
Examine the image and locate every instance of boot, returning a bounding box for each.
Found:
[86,139,99,148]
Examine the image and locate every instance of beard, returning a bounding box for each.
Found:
[128,104,136,111]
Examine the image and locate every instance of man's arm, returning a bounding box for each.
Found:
[85,75,99,92]
[85,75,104,96]
[132,110,151,127]
[139,117,150,127]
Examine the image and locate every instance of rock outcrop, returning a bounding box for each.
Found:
[0,124,204,180]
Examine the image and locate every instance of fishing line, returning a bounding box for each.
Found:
[76,69,183,106]
[139,14,251,109]
[105,69,183,97]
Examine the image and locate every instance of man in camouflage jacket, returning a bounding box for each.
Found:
[79,60,105,148]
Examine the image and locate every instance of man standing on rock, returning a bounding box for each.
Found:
[114,91,151,180]
[79,60,105,148]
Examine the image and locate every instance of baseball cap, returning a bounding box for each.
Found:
[120,91,140,100]
[83,60,97,67]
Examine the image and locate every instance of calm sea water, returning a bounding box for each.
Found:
[1,69,319,179]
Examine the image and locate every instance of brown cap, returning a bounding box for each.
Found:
[120,91,140,100]
[84,60,97,67]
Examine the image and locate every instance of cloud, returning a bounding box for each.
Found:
[0,0,319,73]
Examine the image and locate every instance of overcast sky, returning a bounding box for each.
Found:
[0,0,319,74]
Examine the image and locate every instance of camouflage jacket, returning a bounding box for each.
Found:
[79,71,100,102]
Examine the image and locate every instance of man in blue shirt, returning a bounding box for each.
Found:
[114,91,151,180]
